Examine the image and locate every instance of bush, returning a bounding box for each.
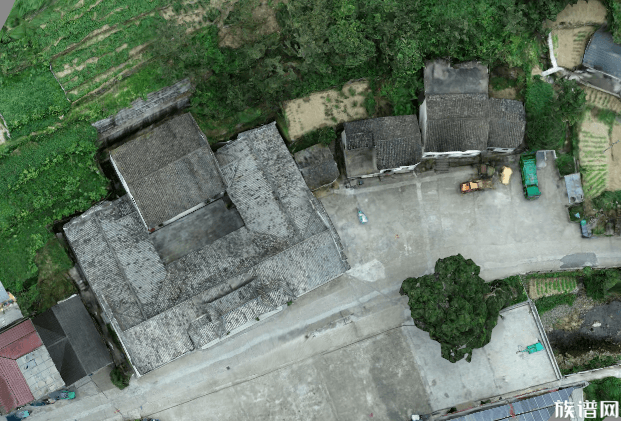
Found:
[583,377,621,421]
[592,190,621,211]
[582,267,621,300]
[490,275,527,307]
[556,153,575,176]
[534,293,576,314]
[110,365,131,390]
[289,127,336,153]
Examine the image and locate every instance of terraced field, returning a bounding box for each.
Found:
[44,0,216,103]
[579,111,611,198]
[584,86,621,113]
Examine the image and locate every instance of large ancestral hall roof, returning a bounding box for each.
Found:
[65,119,349,375]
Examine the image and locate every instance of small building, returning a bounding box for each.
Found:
[0,319,64,413]
[419,60,525,158]
[293,144,340,190]
[564,173,584,204]
[33,295,112,387]
[341,115,423,179]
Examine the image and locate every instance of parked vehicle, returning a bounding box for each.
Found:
[48,390,75,400]
[357,209,368,224]
[460,179,493,193]
[518,342,544,354]
[519,152,541,200]
[581,219,593,238]
[6,410,29,420]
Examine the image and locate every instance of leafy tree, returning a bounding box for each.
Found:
[525,77,585,150]
[401,255,514,363]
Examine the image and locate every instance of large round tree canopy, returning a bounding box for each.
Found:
[401,254,514,363]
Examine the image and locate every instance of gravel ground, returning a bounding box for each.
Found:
[539,289,598,332]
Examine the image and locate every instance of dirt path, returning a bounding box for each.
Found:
[545,0,607,28]
[283,81,369,140]
[608,119,621,191]
[489,87,517,100]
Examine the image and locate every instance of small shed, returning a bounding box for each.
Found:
[564,173,584,204]
[294,144,340,191]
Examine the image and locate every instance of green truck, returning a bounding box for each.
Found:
[519,152,541,200]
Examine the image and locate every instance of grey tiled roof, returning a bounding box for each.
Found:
[294,144,340,191]
[110,113,225,228]
[583,28,621,80]
[342,115,423,174]
[423,96,525,152]
[65,121,349,375]
[425,119,489,152]
[425,94,490,120]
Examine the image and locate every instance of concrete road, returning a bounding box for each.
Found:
[22,152,621,421]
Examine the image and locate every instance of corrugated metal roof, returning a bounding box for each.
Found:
[450,388,575,421]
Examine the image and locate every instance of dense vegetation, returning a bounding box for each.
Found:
[583,377,621,421]
[582,266,621,300]
[525,77,586,151]
[400,255,525,363]
[0,123,108,315]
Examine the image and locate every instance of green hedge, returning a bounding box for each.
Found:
[534,293,576,314]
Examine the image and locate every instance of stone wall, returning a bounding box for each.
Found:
[92,78,194,149]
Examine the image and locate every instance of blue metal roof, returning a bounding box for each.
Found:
[583,29,621,80]
[450,388,575,421]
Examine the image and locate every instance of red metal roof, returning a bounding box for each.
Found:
[0,332,42,359]
[0,358,33,412]
[0,321,42,411]
[0,320,36,350]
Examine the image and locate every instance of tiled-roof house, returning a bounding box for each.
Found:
[293,144,340,191]
[578,26,621,98]
[64,115,349,376]
[419,60,525,158]
[341,115,423,179]
[583,27,621,81]
[33,295,112,387]
[0,320,64,413]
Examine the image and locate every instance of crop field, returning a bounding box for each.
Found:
[551,26,598,69]
[528,276,578,299]
[584,87,621,113]
[579,110,611,198]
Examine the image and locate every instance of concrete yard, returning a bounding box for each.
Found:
[22,152,621,421]
[408,303,558,411]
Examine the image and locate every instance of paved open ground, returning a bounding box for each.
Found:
[20,152,621,421]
